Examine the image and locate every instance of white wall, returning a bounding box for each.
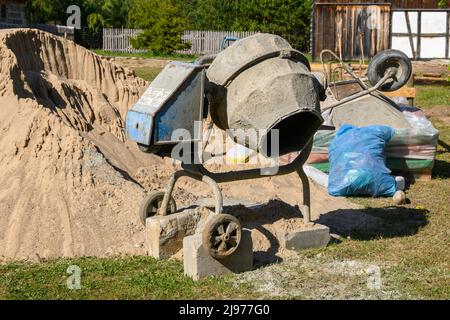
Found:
[391,11,449,59]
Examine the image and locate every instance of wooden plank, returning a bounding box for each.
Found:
[310,1,315,56]
[446,11,450,59]
[314,0,449,9]
[404,11,417,59]
[384,86,417,99]
[392,32,450,37]
[417,10,422,59]
[414,76,450,86]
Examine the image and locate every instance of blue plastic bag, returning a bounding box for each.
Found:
[328,125,397,197]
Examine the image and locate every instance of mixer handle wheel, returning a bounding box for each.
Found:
[139,191,177,226]
[202,214,242,260]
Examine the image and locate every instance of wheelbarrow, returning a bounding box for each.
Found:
[318,48,413,129]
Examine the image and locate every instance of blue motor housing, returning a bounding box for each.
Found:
[126,61,205,154]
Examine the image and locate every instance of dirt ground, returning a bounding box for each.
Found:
[424,105,450,125]
[412,60,450,77]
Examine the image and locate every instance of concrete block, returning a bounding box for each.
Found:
[183,230,253,281]
[278,224,330,250]
[146,208,210,259]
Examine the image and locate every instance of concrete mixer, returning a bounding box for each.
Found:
[126,34,328,260]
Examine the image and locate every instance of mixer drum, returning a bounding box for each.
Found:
[207,33,324,157]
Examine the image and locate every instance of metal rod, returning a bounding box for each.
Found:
[159,168,224,216]
[322,70,393,112]
[359,32,366,77]
[160,141,314,222]
[320,49,368,91]
[160,172,179,216]
[297,167,311,224]
[202,175,223,215]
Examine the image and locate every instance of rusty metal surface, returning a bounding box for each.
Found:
[329,92,411,129]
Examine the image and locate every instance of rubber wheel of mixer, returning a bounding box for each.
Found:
[139,191,177,226]
[202,214,242,260]
[367,49,412,92]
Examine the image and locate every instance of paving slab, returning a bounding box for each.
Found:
[146,208,210,259]
[277,224,331,250]
[183,230,253,281]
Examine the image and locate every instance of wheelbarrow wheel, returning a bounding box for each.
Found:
[368,49,412,92]
[202,214,242,260]
[139,191,177,226]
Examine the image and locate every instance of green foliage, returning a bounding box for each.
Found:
[0,256,254,299]
[438,0,448,9]
[26,0,80,25]
[174,0,312,51]
[128,0,190,54]
[93,49,197,62]
[87,13,106,32]
[27,0,132,29]
[27,0,313,52]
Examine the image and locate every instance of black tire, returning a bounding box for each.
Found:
[202,214,242,260]
[139,191,177,226]
[368,49,412,92]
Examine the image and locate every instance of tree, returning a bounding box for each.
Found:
[174,0,312,52]
[87,13,106,32]
[128,0,190,54]
[438,0,448,8]
[26,0,312,52]
[27,0,132,29]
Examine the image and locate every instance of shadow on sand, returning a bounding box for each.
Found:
[216,200,429,268]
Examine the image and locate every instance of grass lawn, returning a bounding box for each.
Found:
[327,85,449,299]
[0,257,256,300]
[0,80,448,299]
[133,67,165,82]
[92,49,197,62]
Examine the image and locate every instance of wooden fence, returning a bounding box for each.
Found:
[103,28,145,53]
[178,30,258,54]
[102,28,258,54]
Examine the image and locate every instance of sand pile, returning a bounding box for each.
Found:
[0,29,163,261]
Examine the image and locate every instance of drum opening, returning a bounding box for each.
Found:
[262,112,323,157]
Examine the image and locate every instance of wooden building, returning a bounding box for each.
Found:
[0,0,26,26]
[311,0,450,60]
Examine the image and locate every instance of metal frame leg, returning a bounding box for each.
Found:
[159,140,314,223]
[159,169,224,216]
[297,167,311,224]
[159,172,179,216]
